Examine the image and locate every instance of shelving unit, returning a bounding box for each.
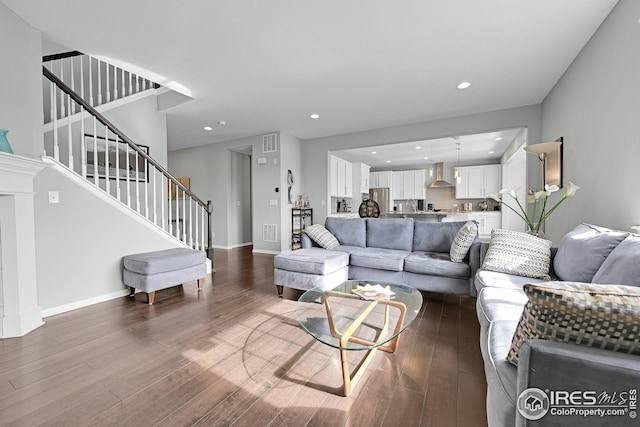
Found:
[292,207,313,250]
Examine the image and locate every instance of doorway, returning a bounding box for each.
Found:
[229,146,253,247]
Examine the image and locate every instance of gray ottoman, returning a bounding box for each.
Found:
[123,248,207,304]
[274,248,349,297]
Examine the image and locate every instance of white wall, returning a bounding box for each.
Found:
[541,0,640,242]
[0,3,43,158]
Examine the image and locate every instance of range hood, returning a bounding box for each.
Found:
[428,163,454,188]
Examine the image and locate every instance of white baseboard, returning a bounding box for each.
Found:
[42,289,131,318]
[252,249,280,255]
[212,242,253,250]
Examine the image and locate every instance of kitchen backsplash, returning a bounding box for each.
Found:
[397,186,500,212]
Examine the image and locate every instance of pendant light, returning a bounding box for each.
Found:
[454,138,462,184]
[428,142,434,178]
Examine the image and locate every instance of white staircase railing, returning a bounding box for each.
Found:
[42,66,213,260]
[43,51,158,123]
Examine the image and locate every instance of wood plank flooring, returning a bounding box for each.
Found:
[0,246,487,427]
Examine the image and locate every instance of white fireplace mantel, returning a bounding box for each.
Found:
[0,152,48,338]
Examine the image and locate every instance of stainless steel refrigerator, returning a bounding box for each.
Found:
[369,188,390,216]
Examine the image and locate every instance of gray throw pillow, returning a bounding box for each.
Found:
[592,234,640,286]
[304,224,339,249]
[507,281,640,365]
[553,223,628,282]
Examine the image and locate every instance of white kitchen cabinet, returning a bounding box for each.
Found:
[354,162,370,194]
[330,155,353,198]
[392,170,426,199]
[456,164,501,199]
[469,211,501,238]
[370,171,393,189]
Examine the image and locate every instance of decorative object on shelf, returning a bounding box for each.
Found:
[489,182,580,237]
[0,129,14,154]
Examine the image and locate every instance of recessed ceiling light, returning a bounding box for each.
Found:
[203,126,213,131]
[494,137,503,141]
[310,113,320,119]
[386,160,391,163]
[415,146,422,150]
[423,157,429,160]
[489,151,495,154]
[371,151,377,154]
[457,81,471,89]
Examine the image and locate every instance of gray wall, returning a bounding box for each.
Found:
[541,0,640,242]
[34,164,186,312]
[0,3,43,158]
[279,133,304,251]
[303,105,543,226]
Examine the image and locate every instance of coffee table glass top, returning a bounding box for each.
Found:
[296,280,423,351]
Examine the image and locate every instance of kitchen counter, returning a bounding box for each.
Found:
[384,211,451,222]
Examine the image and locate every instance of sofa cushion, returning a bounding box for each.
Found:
[476,287,528,330]
[366,218,414,251]
[413,221,467,252]
[304,224,339,249]
[450,220,478,262]
[482,229,552,280]
[123,248,206,275]
[553,223,628,282]
[483,320,519,424]
[507,281,640,365]
[325,217,366,248]
[475,269,550,293]
[349,247,410,272]
[592,234,640,287]
[404,251,470,279]
[274,248,349,275]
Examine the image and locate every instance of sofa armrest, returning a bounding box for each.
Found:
[516,339,640,426]
[300,232,320,248]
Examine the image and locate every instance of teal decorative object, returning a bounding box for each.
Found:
[0,129,13,154]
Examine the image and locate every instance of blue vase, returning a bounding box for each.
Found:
[0,129,13,154]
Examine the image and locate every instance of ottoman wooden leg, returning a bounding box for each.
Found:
[197,278,204,291]
[276,285,284,297]
[147,291,156,305]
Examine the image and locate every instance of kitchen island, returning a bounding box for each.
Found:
[383,211,451,222]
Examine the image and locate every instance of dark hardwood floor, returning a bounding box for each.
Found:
[0,246,487,427]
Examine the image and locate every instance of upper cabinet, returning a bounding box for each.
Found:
[456,164,501,199]
[392,169,426,199]
[330,155,353,198]
[370,171,393,189]
[354,162,370,194]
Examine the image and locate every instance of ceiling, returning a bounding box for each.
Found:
[2,0,618,152]
[336,128,524,169]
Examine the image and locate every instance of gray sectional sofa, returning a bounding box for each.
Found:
[297,217,481,295]
[476,223,640,427]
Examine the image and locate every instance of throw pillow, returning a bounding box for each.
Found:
[592,234,640,286]
[304,224,339,249]
[553,223,628,282]
[507,281,640,365]
[450,221,478,262]
[482,229,552,280]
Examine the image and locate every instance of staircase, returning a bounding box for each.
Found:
[42,52,213,260]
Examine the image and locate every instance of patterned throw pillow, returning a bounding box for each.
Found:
[450,221,478,262]
[304,224,339,249]
[482,229,552,280]
[507,281,640,365]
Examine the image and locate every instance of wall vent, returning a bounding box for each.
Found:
[263,224,277,242]
[262,134,278,153]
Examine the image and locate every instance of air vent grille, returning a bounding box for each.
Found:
[263,224,277,242]
[262,134,278,153]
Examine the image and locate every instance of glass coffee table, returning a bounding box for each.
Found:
[296,280,423,396]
